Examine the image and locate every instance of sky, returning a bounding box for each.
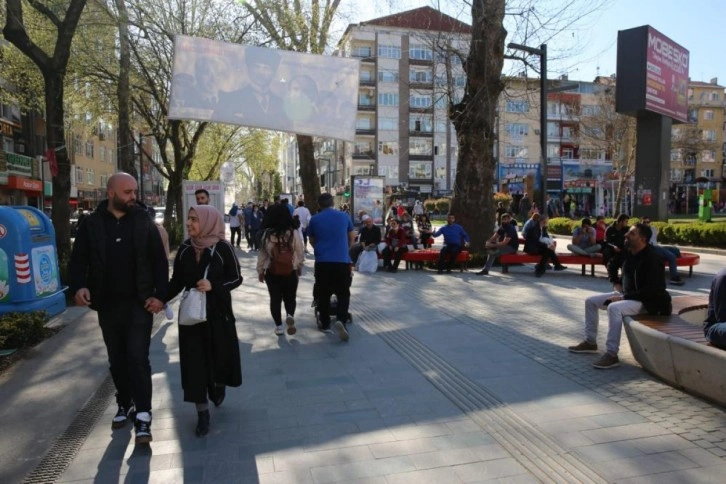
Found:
[340,0,725,87]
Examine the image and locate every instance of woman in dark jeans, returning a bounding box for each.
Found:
[256,204,304,336]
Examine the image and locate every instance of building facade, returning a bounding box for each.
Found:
[336,6,471,196]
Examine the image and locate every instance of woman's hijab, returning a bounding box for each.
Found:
[189,205,225,254]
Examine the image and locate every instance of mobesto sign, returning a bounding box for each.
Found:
[616,25,689,123]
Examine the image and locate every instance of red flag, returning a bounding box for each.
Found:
[45,149,58,177]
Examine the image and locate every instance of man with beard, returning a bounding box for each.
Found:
[568,223,672,369]
[70,173,169,445]
[476,212,519,275]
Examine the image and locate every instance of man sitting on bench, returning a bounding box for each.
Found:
[568,223,672,369]
[432,213,470,274]
[567,218,601,257]
[477,212,518,276]
[704,267,726,350]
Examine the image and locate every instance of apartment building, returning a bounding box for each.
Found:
[336,6,471,195]
[67,119,118,211]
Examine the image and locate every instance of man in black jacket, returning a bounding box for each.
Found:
[568,222,671,369]
[349,214,382,265]
[69,173,169,445]
[704,267,726,349]
[603,214,630,284]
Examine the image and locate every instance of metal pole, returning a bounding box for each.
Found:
[539,43,547,213]
[138,133,144,203]
[327,156,332,192]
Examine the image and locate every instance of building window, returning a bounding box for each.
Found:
[703,129,717,142]
[581,104,600,116]
[85,168,94,185]
[580,148,605,160]
[360,70,374,82]
[377,45,401,59]
[75,166,84,183]
[409,69,433,83]
[409,44,433,61]
[352,46,372,57]
[688,109,698,123]
[409,161,432,178]
[99,145,106,162]
[100,174,107,187]
[356,117,372,130]
[505,123,529,138]
[73,135,82,154]
[409,95,432,108]
[359,93,375,106]
[704,110,714,120]
[670,149,681,161]
[701,168,715,177]
[711,92,721,101]
[378,93,399,106]
[702,150,716,162]
[377,70,399,83]
[410,115,433,132]
[354,141,373,156]
[410,139,433,156]
[547,102,559,115]
[85,141,94,158]
[378,141,398,155]
[506,100,529,113]
[505,145,528,159]
[454,76,466,87]
[379,117,398,130]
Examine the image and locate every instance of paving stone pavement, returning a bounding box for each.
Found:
[26,248,726,482]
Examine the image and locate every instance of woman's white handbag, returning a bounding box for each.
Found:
[178,246,215,326]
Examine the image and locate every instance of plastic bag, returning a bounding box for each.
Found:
[357,249,379,273]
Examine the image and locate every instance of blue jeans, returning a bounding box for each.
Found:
[705,322,726,350]
[652,244,678,279]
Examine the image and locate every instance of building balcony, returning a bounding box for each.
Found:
[355,128,376,136]
[352,151,375,160]
[409,81,434,90]
[409,57,433,66]
[409,106,434,114]
[358,103,376,111]
[352,54,376,63]
[409,153,434,161]
[409,130,433,137]
[359,79,376,87]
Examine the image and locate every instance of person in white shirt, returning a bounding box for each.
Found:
[293,200,312,251]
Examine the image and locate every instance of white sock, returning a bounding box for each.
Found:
[136,411,151,422]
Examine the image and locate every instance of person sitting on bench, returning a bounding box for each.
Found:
[432,213,470,274]
[523,214,566,277]
[477,213,518,276]
[567,218,601,257]
[704,267,726,350]
[640,217,684,286]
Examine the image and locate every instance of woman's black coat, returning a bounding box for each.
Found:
[168,240,243,402]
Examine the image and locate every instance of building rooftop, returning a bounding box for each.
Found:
[344,6,471,37]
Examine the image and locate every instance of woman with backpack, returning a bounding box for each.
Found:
[256,204,305,336]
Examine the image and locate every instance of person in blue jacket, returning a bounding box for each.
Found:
[432,213,470,273]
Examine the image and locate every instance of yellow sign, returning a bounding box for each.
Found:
[16,209,41,228]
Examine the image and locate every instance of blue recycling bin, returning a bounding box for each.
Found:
[0,206,66,317]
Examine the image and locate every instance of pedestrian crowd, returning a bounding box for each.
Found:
[69,176,722,450]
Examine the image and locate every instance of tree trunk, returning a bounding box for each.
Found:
[115,0,136,177]
[45,72,72,264]
[297,134,320,214]
[450,0,506,251]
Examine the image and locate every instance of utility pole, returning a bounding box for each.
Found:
[138,133,145,203]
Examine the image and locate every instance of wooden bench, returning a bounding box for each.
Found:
[623,295,725,406]
[498,251,700,277]
[378,249,470,271]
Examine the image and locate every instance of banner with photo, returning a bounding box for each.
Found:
[168,35,360,141]
[562,161,616,193]
[351,176,385,225]
[498,163,541,195]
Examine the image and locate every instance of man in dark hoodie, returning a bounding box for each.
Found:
[69,173,169,445]
[568,222,671,369]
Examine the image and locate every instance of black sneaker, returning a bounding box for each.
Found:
[669,277,685,286]
[134,414,153,445]
[111,403,135,429]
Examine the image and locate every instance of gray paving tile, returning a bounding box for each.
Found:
[591,450,700,480]
[452,457,530,482]
[581,422,672,444]
[615,463,726,484]
[386,466,465,484]
[309,455,417,483]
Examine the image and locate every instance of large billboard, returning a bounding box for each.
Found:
[616,25,689,123]
[168,35,360,141]
[350,176,385,226]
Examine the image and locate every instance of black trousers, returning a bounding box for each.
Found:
[526,243,561,272]
[314,262,351,327]
[98,298,153,412]
[230,226,242,246]
[244,225,252,247]
[382,246,407,269]
[438,244,462,271]
[264,271,299,325]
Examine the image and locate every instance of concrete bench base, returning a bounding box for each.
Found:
[623,296,725,406]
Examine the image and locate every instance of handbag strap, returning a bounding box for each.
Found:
[202,244,217,279]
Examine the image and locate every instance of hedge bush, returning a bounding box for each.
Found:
[0,311,49,349]
[546,217,726,247]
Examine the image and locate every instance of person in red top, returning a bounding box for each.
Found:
[382,219,408,273]
[595,215,607,245]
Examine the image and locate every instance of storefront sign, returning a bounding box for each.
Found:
[7,176,42,192]
[6,152,33,176]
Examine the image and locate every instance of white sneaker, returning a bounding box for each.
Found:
[274,325,284,336]
[286,315,296,335]
[164,305,174,321]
